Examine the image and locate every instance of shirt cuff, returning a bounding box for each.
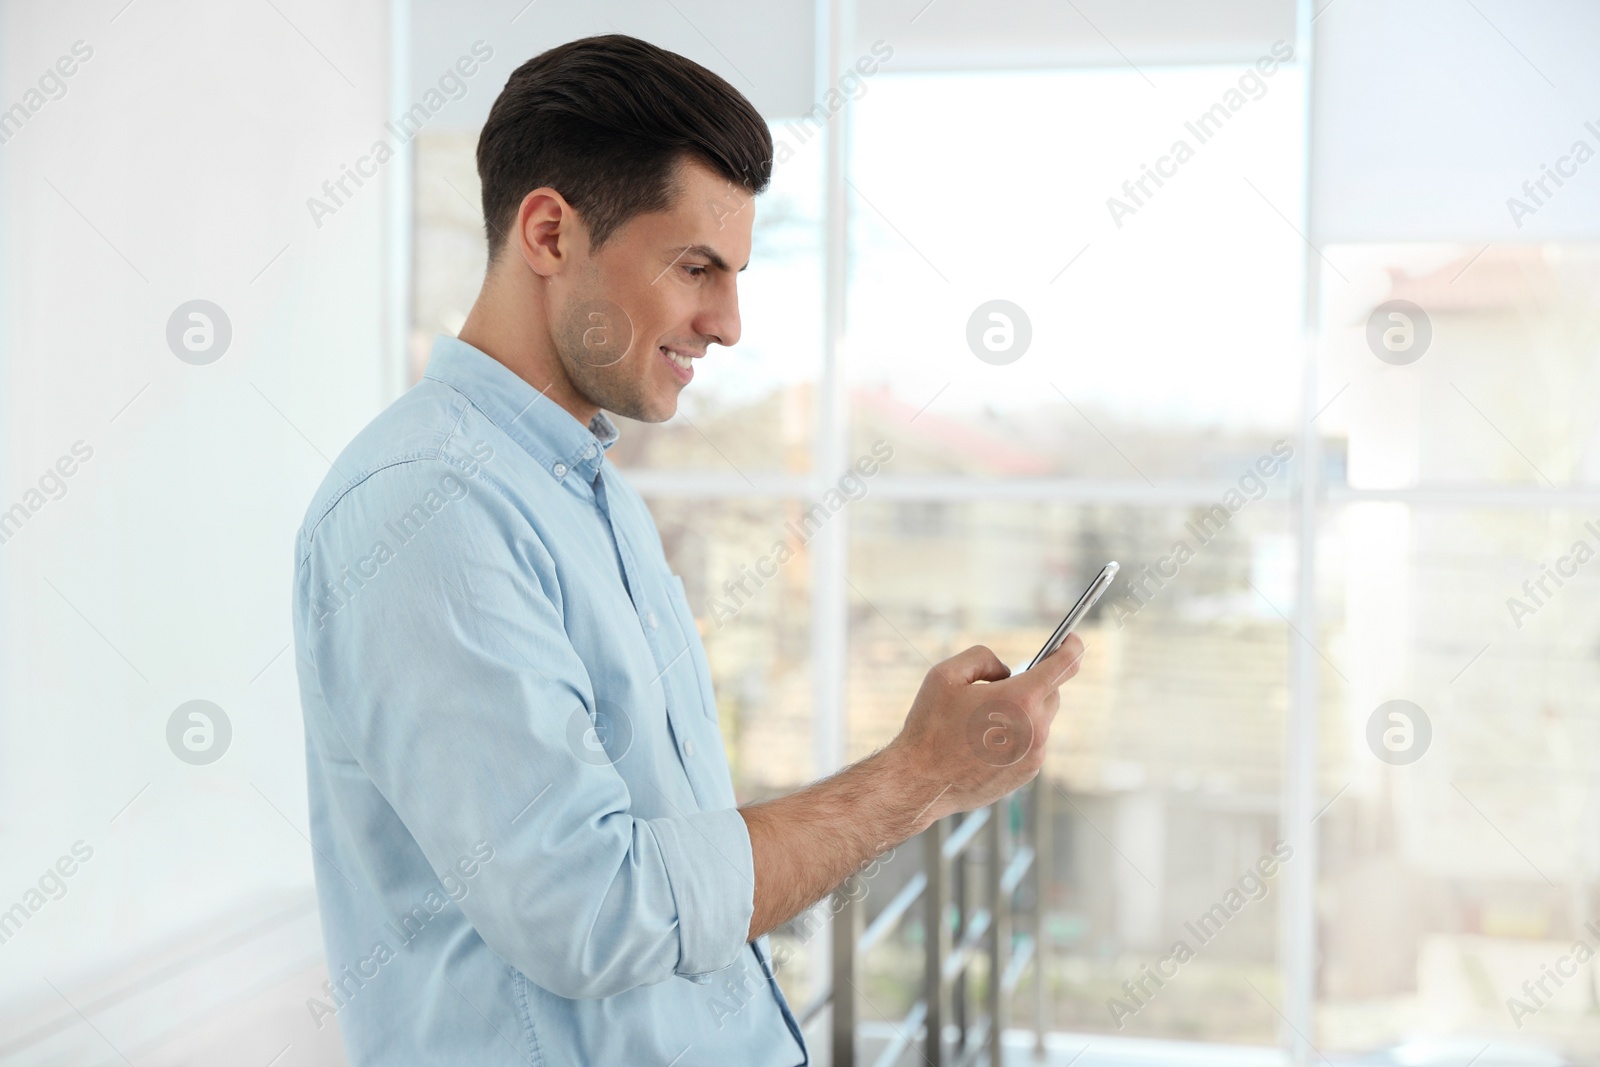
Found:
[650,807,755,979]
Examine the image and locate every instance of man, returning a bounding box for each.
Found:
[292,33,1084,1065]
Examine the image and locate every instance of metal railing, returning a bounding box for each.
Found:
[800,779,1052,1066]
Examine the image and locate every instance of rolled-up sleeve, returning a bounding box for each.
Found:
[650,807,756,978]
[296,458,752,999]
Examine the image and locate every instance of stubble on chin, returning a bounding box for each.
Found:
[552,279,681,424]
[558,342,678,425]
[548,304,638,423]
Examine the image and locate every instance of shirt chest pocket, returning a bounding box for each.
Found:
[662,574,720,723]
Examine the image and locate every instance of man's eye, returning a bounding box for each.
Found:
[682,264,708,279]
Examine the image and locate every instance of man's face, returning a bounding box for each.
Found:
[551,159,752,423]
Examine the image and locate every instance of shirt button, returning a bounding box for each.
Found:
[683,740,695,758]
[583,443,598,459]
[645,612,658,629]
[552,462,568,478]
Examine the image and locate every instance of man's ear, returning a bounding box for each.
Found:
[513,187,578,278]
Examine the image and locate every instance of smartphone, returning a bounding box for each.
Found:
[1025,561,1119,670]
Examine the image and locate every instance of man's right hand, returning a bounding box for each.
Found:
[883,636,1086,833]
[739,634,1086,942]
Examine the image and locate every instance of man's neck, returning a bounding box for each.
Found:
[458,290,600,428]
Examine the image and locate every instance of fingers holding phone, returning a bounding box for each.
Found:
[997,632,1081,739]
[1023,631,1086,692]
[886,565,1111,828]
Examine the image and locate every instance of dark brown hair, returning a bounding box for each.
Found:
[476,34,773,260]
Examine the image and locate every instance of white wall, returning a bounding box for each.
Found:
[1,1,393,1060]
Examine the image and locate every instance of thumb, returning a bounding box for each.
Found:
[935,645,1012,687]
[1023,634,1086,691]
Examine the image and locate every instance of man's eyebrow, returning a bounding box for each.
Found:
[673,243,749,273]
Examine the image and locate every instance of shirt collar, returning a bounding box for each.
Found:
[423,334,618,483]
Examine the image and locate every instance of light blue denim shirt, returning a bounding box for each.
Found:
[291,335,807,1065]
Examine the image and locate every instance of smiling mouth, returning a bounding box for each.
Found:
[659,346,697,382]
